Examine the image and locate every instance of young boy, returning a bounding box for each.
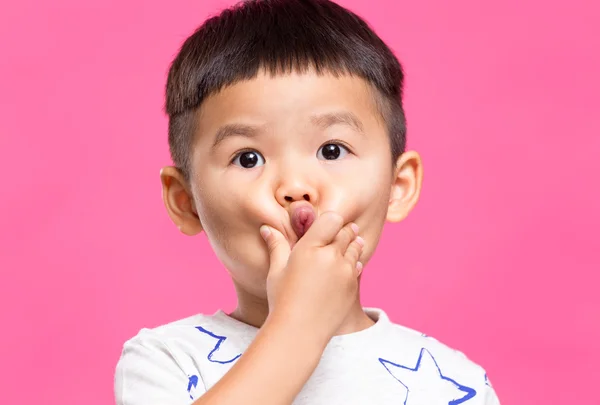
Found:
[115,0,501,404]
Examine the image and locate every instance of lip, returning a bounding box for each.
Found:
[279,219,299,248]
[267,202,318,249]
[288,200,315,214]
[289,201,317,238]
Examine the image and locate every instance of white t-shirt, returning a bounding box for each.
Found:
[115,308,500,405]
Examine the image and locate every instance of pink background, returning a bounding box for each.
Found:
[1,0,598,404]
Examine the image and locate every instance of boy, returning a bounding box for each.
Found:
[115,0,501,404]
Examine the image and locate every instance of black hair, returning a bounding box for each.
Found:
[166,0,406,179]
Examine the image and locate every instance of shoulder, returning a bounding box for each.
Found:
[367,309,498,401]
[119,310,249,365]
[114,314,207,405]
[115,311,249,405]
[119,313,214,360]
[371,309,487,374]
[122,312,210,347]
[125,312,216,342]
[390,323,484,370]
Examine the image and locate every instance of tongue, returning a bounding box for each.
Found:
[291,206,316,238]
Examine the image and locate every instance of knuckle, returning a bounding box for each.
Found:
[343,260,355,275]
[325,248,339,263]
[343,226,355,241]
[347,241,359,254]
[314,247,330,262]
[347,250,358,263]
[268,240,280,252]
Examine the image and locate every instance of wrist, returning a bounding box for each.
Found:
[265,307,332,354]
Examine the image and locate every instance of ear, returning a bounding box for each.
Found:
[160,166,203,236]
[387,151,423,223]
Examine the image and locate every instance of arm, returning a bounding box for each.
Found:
[115,314,326,405]
[196,215,362,405]
[115,332,207,405]
[193,312,327,405]
[116,214,362,405]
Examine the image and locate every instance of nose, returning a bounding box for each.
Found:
[275,178,318,207]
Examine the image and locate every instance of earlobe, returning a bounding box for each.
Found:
[160,166,203,235]
[386,151,423,223]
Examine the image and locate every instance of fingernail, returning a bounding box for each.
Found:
[259,225,271,240]
[356,261,363,273]
[355,236,365,247]
[350,223,359,234]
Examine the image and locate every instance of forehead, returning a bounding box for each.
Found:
[194,71,386,141]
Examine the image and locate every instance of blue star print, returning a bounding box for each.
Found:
[379,348,477,405]
[187,375,199,400]
[195,326,242,364]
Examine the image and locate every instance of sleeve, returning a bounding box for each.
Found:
[115,331,207,405]
[483,376,501,405]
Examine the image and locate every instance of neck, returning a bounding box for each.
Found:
[230,282,375,335]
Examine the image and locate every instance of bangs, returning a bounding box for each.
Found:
[166,0,402,117]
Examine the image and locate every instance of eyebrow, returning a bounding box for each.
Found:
[210,111,365,150]
[310,111,365,135]
[211,123,263,150]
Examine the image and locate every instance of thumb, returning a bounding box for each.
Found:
[260,225,291,273]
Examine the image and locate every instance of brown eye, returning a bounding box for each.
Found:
[317,143,348,160]
[232,150,265,168]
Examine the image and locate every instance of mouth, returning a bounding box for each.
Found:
[291,205,316,239]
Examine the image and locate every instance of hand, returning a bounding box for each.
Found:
[260,212,364,344]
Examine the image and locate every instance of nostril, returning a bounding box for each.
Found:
[284,196,293,202]
[303,194,310,201]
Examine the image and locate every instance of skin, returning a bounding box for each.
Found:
[160,70,423,404]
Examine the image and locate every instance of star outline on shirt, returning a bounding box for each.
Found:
[379,348,477,405]
[195,326,242,364]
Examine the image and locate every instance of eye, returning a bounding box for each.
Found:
[317,143,349,161]
[231,150,265,168]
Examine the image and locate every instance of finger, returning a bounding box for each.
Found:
[356,261,364,276]
[302,211,344,247]
[332,222,359,253]
[260,225,291,274]
[344,237,364,273]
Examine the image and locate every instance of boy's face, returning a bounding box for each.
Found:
[161,71,422,299]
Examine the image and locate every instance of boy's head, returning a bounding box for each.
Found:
[161,0,422,299]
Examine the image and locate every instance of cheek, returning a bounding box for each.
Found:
[320,163,392,223]
[192,185,272,292]
[319,164,391,262]
[195,177,271,230]
[192,178,278,259]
